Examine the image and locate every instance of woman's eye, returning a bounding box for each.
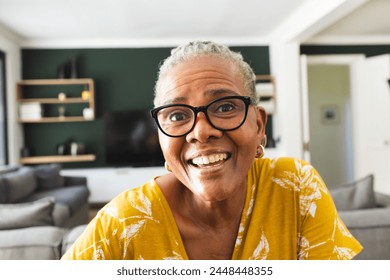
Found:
[169,111,188,122]
[217,103,235,113]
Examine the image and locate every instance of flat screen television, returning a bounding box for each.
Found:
[104,109,165,167]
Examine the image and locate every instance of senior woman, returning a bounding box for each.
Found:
[62,41,362,260]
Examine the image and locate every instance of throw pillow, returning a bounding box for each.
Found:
[329,174,376,211]
[2,167,37,203]
[0,197,55,230]
[34,164,65,191]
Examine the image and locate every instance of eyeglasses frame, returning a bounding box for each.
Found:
[150,95,253,137]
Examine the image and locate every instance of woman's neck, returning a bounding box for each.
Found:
[181,182,247,229]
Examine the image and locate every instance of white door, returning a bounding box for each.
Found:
[354,54,390,194]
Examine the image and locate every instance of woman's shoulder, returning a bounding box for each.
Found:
[94,179,166,222]
[250,157,322,189]
[253,157,311,173]
[255,157,326,192]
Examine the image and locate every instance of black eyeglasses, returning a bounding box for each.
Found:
[150,96,252,137]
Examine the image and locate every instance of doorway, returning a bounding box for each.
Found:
[306,64,354,187]
[301,54,390,193]
[300,54,366,188]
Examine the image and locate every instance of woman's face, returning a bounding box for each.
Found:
[156,55,266,202]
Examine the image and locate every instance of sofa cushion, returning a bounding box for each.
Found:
[26,185,89,215]
[52,203,71,227]
[34,164,65,191]
[0,226,66,260]
[329,174,376,211]
[2,167,37,203]
[0,197,55,229]
[61,224,87,256]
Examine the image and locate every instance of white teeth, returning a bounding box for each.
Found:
[191,153,228,166]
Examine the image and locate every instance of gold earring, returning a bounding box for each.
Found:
[164,161,172,172]
[261,135,267,147]
[255,144,265,158]
[255,135,267,158]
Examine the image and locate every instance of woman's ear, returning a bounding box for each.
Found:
[255,106,268,139]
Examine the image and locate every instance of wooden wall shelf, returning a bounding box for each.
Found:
[16,78,97,164]
[17,78,94,86]
[16,78,95,122]
[19,116,93,123]
[18,98,90,104]
[20,154,96,165]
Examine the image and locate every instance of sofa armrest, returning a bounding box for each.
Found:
[375,192,390,208]
[339,207,390,229]
[63,176,87,186]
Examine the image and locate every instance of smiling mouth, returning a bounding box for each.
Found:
[190,153,230,167]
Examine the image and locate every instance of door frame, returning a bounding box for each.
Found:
[0,50,8,165]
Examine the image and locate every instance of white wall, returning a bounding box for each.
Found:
[0,26,22,165]
[269,41,303,159]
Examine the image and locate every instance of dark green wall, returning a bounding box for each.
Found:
[21,46,270,168]
[301,44,390,57]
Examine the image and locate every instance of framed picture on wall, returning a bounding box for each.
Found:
[321,104,340,125]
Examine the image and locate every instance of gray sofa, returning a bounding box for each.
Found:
[329,174,390,260]
[0,224,87,260]
[0,164,90,228]
[0,164,90,259]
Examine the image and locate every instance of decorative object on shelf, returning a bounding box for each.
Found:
[57,144,66,155]
[70,142,85,156]
[58,106,66,118]
[69,57,78,79]
[58,92,66,100]
[83,108,94,120]
[57,65,66,79]
[64,138,85,156]
[19,102,42,121]
[57,138,86,156]
[81,89,91,100]
[255,75,276,114]
[56,57,78,79]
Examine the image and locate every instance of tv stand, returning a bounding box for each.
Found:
[61,166,167,203]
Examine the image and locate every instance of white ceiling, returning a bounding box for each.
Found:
[308,0,390,44]
[0,0,389,48]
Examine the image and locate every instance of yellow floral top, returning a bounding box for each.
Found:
[62,157,362,260]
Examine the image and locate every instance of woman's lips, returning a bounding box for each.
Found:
[190,153,229,167]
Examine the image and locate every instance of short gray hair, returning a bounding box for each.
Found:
[153,41,257,107]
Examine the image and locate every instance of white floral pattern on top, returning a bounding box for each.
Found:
[62,157,362,260]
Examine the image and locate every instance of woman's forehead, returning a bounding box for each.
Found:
[155,57,245,105]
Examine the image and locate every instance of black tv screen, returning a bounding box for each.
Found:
[104,110,165,167]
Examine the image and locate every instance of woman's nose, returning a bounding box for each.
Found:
[185,112,223,143]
